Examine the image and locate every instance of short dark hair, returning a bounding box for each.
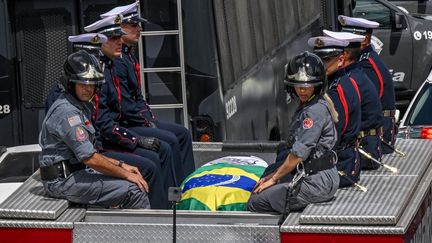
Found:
[344,47,361,62]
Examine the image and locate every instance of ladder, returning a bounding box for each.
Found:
[137,0,188,129]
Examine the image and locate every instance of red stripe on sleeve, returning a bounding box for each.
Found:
[368,57,384,98]
[349,77,362,103]
[337,84,349,134]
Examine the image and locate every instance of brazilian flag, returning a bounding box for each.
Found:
[177,156,267,211]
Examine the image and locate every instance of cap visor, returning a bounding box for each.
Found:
[104,28,127,37]
[130,16,148,23]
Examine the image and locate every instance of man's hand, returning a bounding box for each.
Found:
[125,172,149,193]
[253,172,275,191]
[121,163,142,177]
[137,137,160,151]
[253,177,277,194]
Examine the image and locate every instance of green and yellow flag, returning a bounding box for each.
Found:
[177,156,267,211]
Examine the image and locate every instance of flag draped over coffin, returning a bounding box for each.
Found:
[177,156,268,211]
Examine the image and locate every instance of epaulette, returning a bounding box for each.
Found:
[359,52,370,62]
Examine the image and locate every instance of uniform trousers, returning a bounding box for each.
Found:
[382,116,397,154]
[42,167,150,209]
[101,141,175,209]
[336,147,361,187]
[247,167,339,214]
[360,135,382,170]
[128,121,195,184]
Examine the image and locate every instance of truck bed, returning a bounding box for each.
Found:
[0,139,431,242]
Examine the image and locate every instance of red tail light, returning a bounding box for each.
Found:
[421,128,432,139]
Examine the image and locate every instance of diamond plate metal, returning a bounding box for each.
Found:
[281,139,432,235]
[73,223,279,243]
[362,139,432,176]
[300,176,417,225]
[282,212,405,235]
[0,171,69,219]
[0,208,85,229]
[298,139,432,226]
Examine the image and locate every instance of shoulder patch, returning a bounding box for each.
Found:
[303,117,314,129]
[75,127,88,142]
[68,115,82,127]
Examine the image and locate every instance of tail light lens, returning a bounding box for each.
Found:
[421,128,432,139]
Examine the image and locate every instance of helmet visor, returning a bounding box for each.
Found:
[69,78,105,85]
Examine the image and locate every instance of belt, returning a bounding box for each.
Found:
[302,150,336,175]
[383,110,396,117]
[40,160,86,181]
[336,140,359,151]
[358,127,383,139]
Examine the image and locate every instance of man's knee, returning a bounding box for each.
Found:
[122,184,150,209]
[140,159,159,182]
[247,193,274,213]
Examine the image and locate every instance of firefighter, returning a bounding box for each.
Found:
[247,52,339,214]
[308,36,362,187]
[100,2,195,184]
[39,50,150,209]
[45,33,108,111]
[338,15,397,154]
[84,14,176,209]
[324,30,383,170]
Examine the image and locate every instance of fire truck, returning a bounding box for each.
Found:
[1,0,432,242]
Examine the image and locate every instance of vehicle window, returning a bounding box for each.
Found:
[353,0,392,28]
[408,84,432,126]
[0,152,40,183]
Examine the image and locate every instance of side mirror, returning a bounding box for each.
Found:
[394,12,407,30]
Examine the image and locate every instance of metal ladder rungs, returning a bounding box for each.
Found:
[141,30,179,36]
[143,67,181,73]
[138,0,188,128]
[149,104,184,109]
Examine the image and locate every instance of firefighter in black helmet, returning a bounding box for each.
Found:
[248,51,340,214]
[39,50,150,209]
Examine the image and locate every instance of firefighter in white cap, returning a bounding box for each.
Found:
[324,30,384,170]
[338,15,396,155]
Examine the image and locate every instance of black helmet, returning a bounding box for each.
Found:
[60,50,105,100]
[63,50,105,85]
[284,51,327,95]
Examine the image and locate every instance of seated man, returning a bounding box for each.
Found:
[39,50,149,209]
[85,14,176,209]
[45,33,107,112]
[100,2,195,183]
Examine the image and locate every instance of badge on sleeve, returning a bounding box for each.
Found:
[68,115,82,127]
[75,127,88,141]
[303,117,314,129]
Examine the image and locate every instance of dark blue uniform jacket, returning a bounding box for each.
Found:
[327,68,361,148]
[359,45,395,111]
[345,62,383,131]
